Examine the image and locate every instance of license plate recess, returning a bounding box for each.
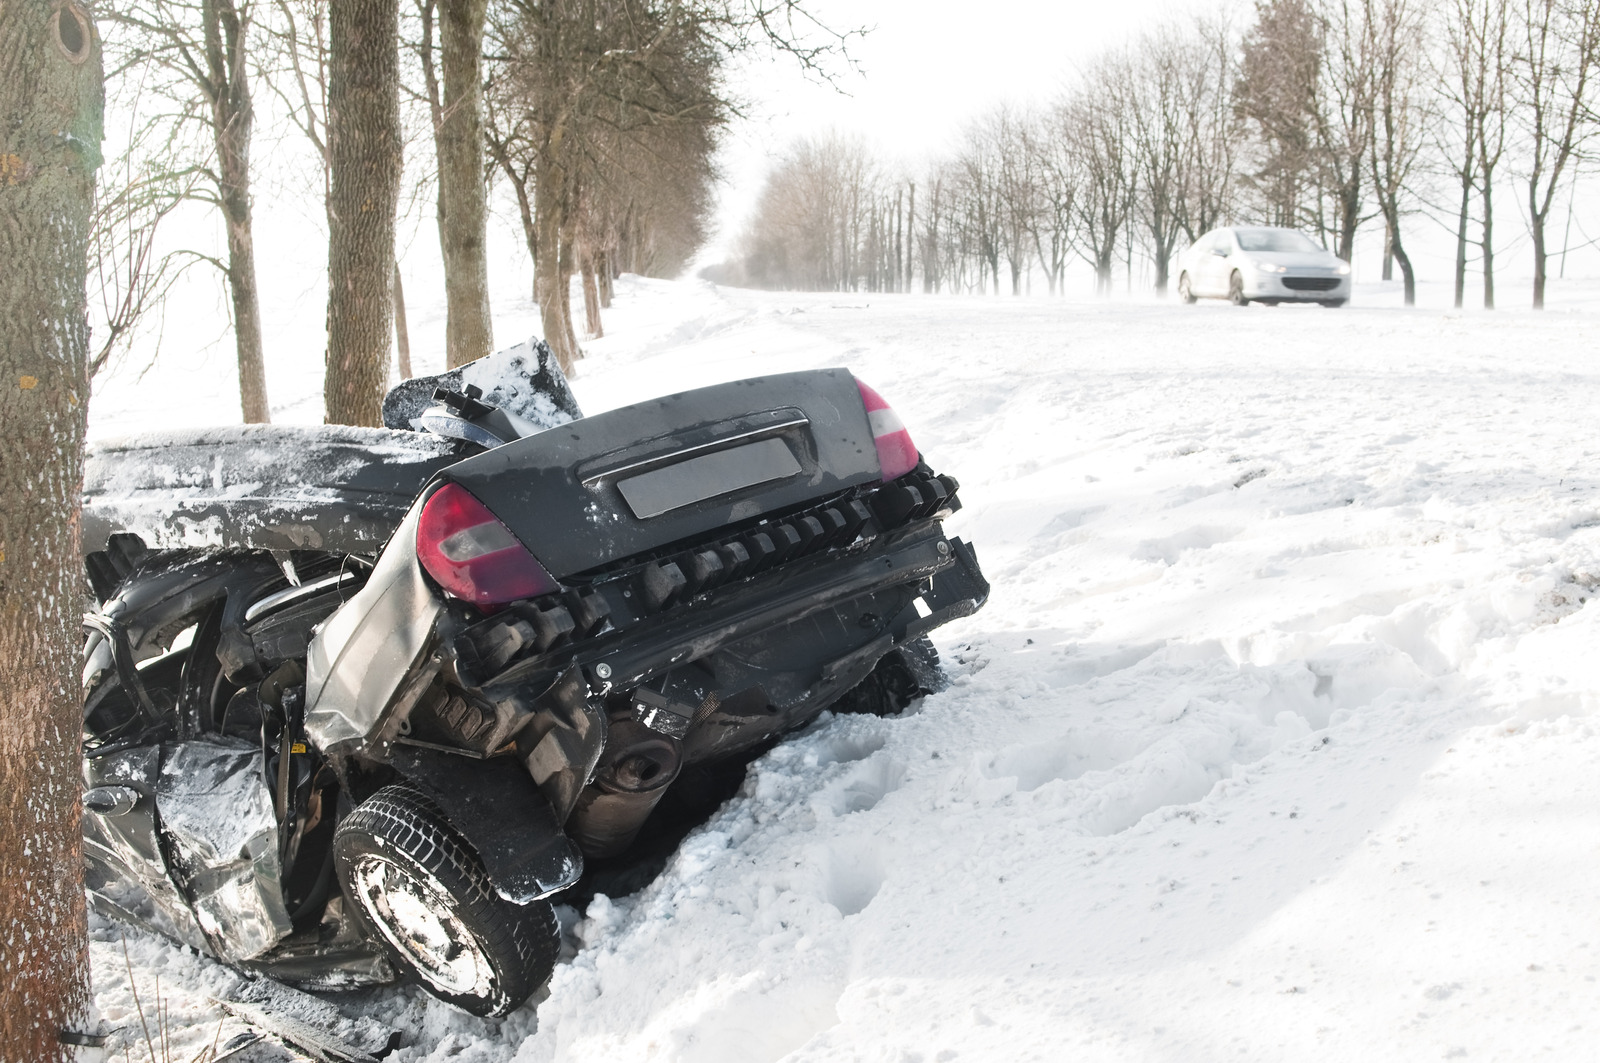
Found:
[616,437,801,519]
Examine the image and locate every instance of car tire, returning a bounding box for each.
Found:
[1228,271,1249,306]
[334,783,559,1017]
[1320,299,1347,308]
[1177,273,1197,304]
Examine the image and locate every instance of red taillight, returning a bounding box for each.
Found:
[854,378,919,481]
[416,483,560,607]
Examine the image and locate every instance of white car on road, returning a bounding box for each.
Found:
[1176,226,1351,307]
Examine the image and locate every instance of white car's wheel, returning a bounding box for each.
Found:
[1177,273,1197,304]
[1228,271,1249,306]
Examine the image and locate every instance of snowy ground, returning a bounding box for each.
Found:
[89,276,1600,1061]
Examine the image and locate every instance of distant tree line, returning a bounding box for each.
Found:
[93,0,852,424]
[713,0,1599,310]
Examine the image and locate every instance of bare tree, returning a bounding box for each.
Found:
[1061,63,1135,295]
[1437,0,1510,306]
[489,0,826,368]
[0,3,102,1058]
[1175,14,1238,242]
[989,107,1039,295]
[418,0,493,367]
[262,0,330,200]
[1126,26,1190,292]
[1316,0,1378,260]
[953,119,1005,293]
[916,167,953,293]
[1511,0,1600,308]
[1369,0,1427,303]
[736,133,877,290]
[105,0,273,422]
[483,62,541,301]
[87,91,202,377]
[1020,114,1077,295]
[1474,0,1511,307]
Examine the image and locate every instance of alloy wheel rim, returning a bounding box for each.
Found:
[350,854,494,997]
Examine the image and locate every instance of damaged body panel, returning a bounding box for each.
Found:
[154,739,295,961]
[79,342,988,1016]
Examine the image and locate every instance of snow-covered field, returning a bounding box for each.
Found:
[89,277,1600,1061]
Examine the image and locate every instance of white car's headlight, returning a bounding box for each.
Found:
[1256,262,1287,274]
[1336,262,1351,275]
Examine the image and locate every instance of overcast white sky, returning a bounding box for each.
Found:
[706,0,1218,255]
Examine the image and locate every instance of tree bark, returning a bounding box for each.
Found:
[1482,177,1496,309]
[1531,204,1548,309]
[580,250,603,338]
[905,182,915,293]
[1453,171,1470,309]
[1337,185,1360,264]
[597,249,613,308]
[558,219,580,355]
[432,0,492,368]
[205,0,270,422]
[1393,238,1415,305]
[534,143,580,372]
[393,262,412,379]
[324,0,400,426]
[0,3,101,1058]
[1384,206,1416,305]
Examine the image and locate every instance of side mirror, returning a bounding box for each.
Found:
[1212,246,1229,258]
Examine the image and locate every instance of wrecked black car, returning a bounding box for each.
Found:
[79,342,988,1016]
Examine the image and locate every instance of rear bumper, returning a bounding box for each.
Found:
[437,510,986,843]
[482,516,987,700]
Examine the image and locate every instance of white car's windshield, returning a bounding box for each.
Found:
[1234,229,1322,253]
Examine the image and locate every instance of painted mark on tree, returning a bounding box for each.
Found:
[18,376,38,390]
[0,154,30,185]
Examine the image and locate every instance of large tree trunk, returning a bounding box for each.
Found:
[206,0,270,422]
[0,3,101,1058]
[535,151,579,373]
[324,0,401,426]
[433,0,493,368]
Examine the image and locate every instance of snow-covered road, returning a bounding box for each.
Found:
[91,278,1600,1061]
